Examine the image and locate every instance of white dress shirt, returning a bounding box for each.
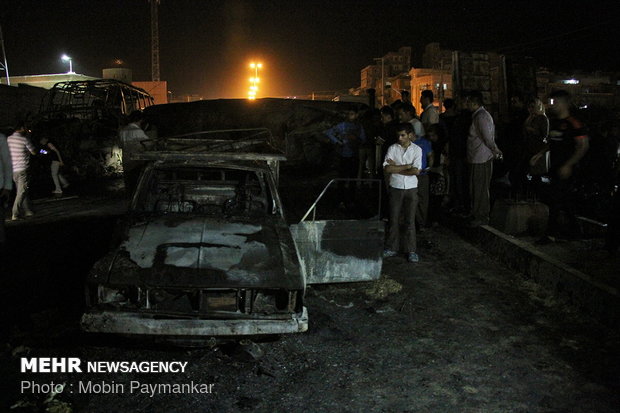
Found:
[383,142,422,189]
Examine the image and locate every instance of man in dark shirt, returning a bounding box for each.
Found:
[324,109,366,207]
[376,106,399,217]
[543,90,589,241]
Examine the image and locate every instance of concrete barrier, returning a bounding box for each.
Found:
[448,217,619,327]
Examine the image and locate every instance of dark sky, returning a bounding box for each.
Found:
[2,0,619,99]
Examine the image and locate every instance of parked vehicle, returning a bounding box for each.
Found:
[81,128,385,339]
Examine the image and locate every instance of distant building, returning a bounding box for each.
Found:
[422,42,453,71]
[102,68,168,106]
[0,73,99,89]
[359,46,412,106]
[539,70,620,109]
[168,93,205,103]
[133,81,168,105]
[409,67,452,114]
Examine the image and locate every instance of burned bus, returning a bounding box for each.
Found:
[34,79,154,179]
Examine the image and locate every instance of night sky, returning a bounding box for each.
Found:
[2,0,619,99]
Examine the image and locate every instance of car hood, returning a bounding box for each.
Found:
[105,215,303,290]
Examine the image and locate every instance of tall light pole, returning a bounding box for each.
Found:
[61,54,74,74]
[248,62,262,100]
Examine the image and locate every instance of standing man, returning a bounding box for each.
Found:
[420,90,439,132]
[0,132,13,252]
[8,123,36,220]
[119,110,150,194]
[543,90,589,241]
[466,91,502,227]
[324,108,366,208]
[397,103,425,140]
[413,127,433,230]
[383,123,422,263]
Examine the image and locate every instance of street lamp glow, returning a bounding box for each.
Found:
[247,61,263,100]
[61,54,74,74]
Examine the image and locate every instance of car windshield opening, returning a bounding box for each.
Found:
[136,166,272,217]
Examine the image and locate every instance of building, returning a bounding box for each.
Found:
[0,73,99,89]
[132,81,168,105]
[539,70,620,109]
[168,93,205,103]
[409,67,452,114]
[422,43,453,71]
[359,47,412,106]
[102,68,169,105]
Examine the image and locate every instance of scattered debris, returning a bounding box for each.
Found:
[10,399,36,410]
[360,275,403,300]
[45,400,73,413]
[11,345,31,358]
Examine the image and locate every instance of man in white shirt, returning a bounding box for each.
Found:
[7,124,37,220]
[1,132,13,248]
[383,123,423,262]
[397,103,425,139]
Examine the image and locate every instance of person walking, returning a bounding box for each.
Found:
[540,90,589,242]
[39,137,69,196]
[382,123,422,263]
[465,91,502,227]
[8,123,37,220]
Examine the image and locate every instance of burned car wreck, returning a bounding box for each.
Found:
[81,125,385,339]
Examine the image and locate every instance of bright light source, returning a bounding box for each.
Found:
[257,63,263,68]
[61,54,74,73]
[255,77,260,83]
[250,86,258,91]
[562,79,580,85]
[249,77,255,82]
[250,63,256,68]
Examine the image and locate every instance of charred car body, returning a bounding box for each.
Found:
[81,123,385,339]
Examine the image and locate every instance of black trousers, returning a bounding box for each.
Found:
[546,175,577,237]
[386,187,418,253]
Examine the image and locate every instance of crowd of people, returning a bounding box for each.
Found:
[325,89,620,262]
[1,91,619,259]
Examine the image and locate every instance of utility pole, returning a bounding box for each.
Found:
[150,0,160,82]
[0,24,10,85]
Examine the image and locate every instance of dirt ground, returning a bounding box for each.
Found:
[2,209,619,413]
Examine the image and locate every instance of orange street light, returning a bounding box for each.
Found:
[248,61,263,100]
